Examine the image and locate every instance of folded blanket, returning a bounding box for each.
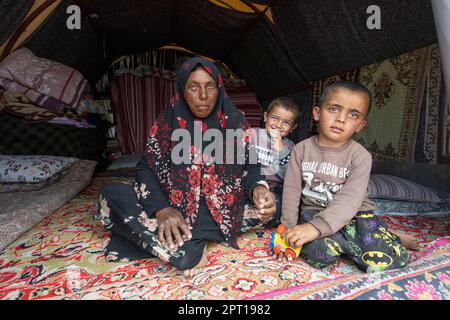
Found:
[0,47,90,112]
[0,89,61,122]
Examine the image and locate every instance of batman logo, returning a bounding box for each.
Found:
[356,213,375,219]
[361,251,393,269]
[324,238,343,256]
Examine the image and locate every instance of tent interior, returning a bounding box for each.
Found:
[0,0,449,300]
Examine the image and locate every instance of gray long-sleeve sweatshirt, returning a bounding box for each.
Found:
[281,135,376,237]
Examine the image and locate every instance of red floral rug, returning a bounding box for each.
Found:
[0,177,448,300]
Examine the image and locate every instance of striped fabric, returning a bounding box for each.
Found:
[226,87,262,128]
[368,174,441,203]
[110,72,173,154]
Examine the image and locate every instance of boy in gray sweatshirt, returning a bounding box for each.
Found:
[279,81,409,273]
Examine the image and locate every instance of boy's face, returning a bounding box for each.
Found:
[313,88,368,148]
[263,105,298,139]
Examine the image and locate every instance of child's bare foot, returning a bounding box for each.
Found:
[392,231,420,251]
[183,244,209,278]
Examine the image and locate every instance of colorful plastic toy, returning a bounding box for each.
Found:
[269,224,302,259]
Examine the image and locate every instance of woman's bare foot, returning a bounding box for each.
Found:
[392,231,420,251]
[183,244,209,278]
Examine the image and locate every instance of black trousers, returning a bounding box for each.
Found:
[96,182,268,270]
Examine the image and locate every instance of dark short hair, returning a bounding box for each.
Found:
[267,96,300,124]
[318,81,372,117]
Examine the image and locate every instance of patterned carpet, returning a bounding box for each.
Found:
[0,177,448,300]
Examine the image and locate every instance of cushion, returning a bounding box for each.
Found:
[368,174,441,203]
[0,164,73,193]
[373,196,450,218]
[0,155,77,183]
[0,48,90,112]
[107,154,141,170]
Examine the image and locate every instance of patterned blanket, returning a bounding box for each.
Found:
[0,48,89,113]
[250,237,449,300]
[0,177,448,300]
[354,46,430,161]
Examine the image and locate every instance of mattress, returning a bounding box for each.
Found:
[0,114,106,161]
[0,159,97,251]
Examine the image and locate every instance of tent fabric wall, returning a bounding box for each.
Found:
[431,0,450,104]
[228,20,308,98]
[0,0,33,45]
[271,0,438,82]
[2,0,437,101]
[22,0,107,85]
[414,44,445,165]
[80,0,172,57]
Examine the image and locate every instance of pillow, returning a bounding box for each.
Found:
[107,154,141,170]
[373,197,450,218]
[0,168,64,193]
[368,174,441,203]
[0,155,77,183]
[0,48,90,112]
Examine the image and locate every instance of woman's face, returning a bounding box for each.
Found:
[184,67,218,118]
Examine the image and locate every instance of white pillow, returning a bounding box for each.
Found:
[0,155,77,183]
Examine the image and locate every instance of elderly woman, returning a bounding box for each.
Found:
[96,57,276,277]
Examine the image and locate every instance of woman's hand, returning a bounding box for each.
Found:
[252,185,276,223]
[155,207,192,250]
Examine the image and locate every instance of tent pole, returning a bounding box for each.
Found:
[431,0,450,100]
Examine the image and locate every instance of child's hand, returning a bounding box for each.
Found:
[271,250,290,262]
[284,223,320,248]
[270,130,285,152]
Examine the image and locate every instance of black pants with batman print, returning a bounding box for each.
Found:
[299,211,409,273]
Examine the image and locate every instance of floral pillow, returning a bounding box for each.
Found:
[0,155,77,183]
[368,174,441,203]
